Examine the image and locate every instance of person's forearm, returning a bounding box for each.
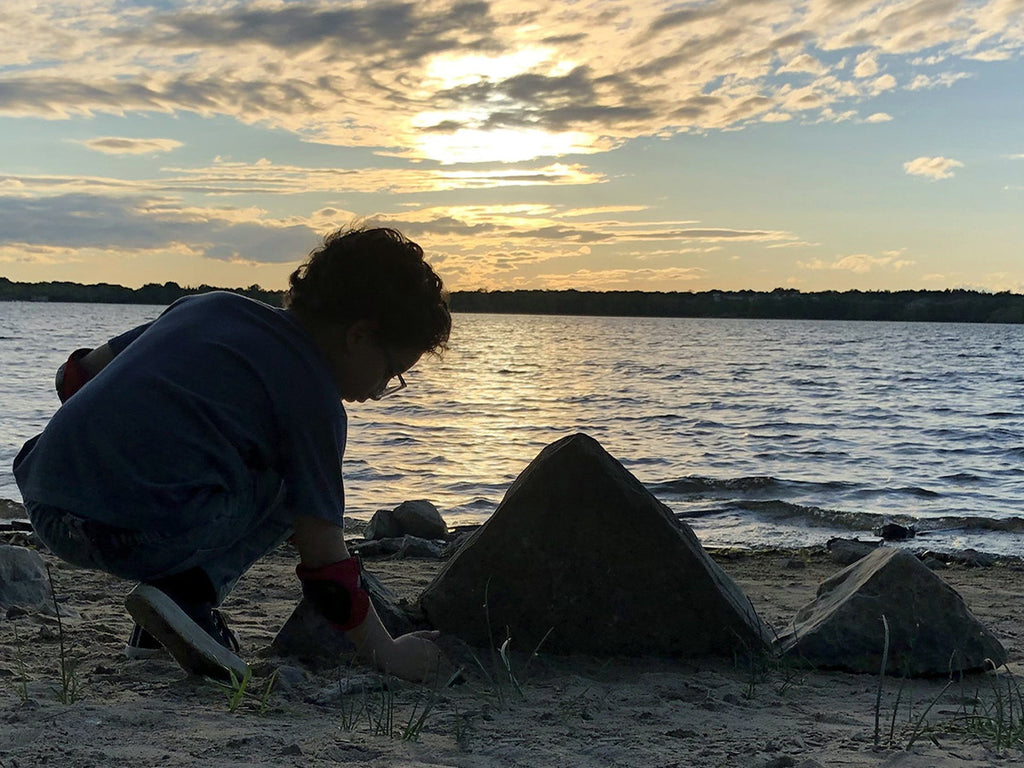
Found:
[292,514,439,681]
[80,343,116,379]
[292,515,396,662]
[344,601,398,669]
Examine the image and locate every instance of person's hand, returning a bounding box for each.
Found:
[381,630,443,683]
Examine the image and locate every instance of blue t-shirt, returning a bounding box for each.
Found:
[14,292,347,531]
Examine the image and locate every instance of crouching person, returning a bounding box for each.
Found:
[13,227,451,683]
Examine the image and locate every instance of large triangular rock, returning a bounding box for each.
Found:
[418,433,770,657]
[776,547,1007,676]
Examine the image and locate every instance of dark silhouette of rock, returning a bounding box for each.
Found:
[270,570,417,664]
[826,537,879,566]
[776,548,1006,676]
[355,535,443,559]
[418,433,770,657]
[0,545,51,613]
[365,500,447,541]
[876,522,915,540]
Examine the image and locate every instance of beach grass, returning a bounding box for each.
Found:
[45,565,82,705]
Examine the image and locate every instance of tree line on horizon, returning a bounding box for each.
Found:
[1,276,1022,324]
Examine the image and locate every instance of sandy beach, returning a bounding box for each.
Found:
[2,534,1022,768]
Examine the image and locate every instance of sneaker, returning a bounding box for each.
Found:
[125,583,248,681]
[124,623,167,660]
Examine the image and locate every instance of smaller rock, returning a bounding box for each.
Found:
[308,671,387,704]
[825,537,878,566]
[0,499,27,519]
[268,664,308,694]
[356,536,443,559]
[876,522,915,540]
[777,548,1006,676]
[0,545,51,612]
[364,500,447,541]
[392,500,448,540]
[390,535,443,559]
[959,549,996,568]
[364,509,401,541]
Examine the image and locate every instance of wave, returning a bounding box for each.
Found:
[848,485,941,499]
[672,498,1024,538]
[915,516,1024,535]
[940,472,983,483]
[703,499,902,532]
[650,475,856,496]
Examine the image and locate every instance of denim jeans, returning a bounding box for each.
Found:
[27,472,292,605]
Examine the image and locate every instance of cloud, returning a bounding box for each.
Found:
[799,251,916,273]
[864,112,893,123]
[531,266,707,290]
[2,1,1021,163]
[776,53,828,76]
[0,159,607,199]
[906,72,972,90]
[853,53,879,78]
[903,156,964,180]
[0,191,315,262]
[78,137,183,155]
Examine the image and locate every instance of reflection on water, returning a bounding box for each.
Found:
[2,304,1022,555]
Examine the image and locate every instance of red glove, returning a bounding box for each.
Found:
[55,348,94,403]
[296,557,371,631]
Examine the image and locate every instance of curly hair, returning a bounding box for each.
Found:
[285,227,451,354]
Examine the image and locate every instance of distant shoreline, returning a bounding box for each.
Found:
[2,276,1022,323]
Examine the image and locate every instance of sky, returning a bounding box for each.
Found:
[0,0,1022,294]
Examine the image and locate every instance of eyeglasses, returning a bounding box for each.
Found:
[371,345,408,400]
[372,371,406,400]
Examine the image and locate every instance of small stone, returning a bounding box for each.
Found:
[825,537,878,566]
[0,545,51,612]
[876,523,915,541]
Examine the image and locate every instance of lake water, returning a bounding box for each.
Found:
[2,301,1022,557]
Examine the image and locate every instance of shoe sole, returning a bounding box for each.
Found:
[124,644,167,660]
[125,584,248,681]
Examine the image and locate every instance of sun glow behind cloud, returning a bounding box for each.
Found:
[0,0,1022,292]
[411,126,601,164]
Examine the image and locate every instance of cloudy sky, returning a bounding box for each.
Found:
[1,0,1022,293]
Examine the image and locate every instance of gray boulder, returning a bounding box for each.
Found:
[0,545,51,614]
[826,537,879,566]
[270,570,418,664]
[418,433,771,657]
[365,500,447,541]
[776,547,1007,676]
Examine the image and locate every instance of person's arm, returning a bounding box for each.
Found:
[55,322,152,402]
[291,514,441,682]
